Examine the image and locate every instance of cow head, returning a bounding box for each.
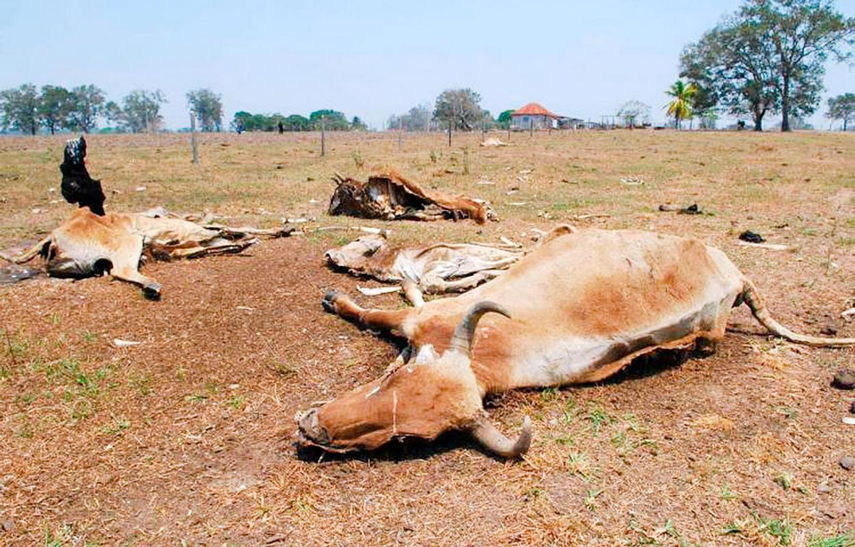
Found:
[295,302,532,458]
[324,233,388,273]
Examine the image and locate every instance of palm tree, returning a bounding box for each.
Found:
[665,80,697,130]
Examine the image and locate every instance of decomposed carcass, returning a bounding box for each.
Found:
[324,232,522,304]
[328,168,494,224]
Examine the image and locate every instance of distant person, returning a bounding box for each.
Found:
[278,121,284,134]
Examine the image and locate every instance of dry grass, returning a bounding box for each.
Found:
[1,130,854,546]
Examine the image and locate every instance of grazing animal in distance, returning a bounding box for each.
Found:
[324,233,522,304]
[328,169,494,224]
[60,136,106,216]
[296,227,855,458]
[1,208,292,300]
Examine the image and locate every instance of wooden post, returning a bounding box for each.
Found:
[448,120,452,147]
[190,111,199,164]
[320,116,326,157]
[398,117,403,150]
[529,118,534,137]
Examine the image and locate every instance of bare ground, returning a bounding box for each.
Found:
[1,131,854,546]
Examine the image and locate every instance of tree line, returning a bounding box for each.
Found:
[0,85,228,135]
[670,0,853,131]
[231,110,367,133]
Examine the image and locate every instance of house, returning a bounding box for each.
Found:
[510,103,563,130]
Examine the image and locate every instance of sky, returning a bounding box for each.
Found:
[1,0,853,131]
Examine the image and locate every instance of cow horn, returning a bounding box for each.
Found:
[448,301,511,356]
[469,415,532,459]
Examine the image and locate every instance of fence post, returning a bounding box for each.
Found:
[190,111,199,164]
[321,116,326,157]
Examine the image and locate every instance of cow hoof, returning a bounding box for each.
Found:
[322,291,340,313]
[143,283,162,300]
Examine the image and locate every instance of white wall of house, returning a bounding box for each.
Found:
[511,114,556,130]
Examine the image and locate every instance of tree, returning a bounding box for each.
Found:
[681,19,780,131]
[497,109,515,129]
[186,88,223,132]
[665,80,697,129]
[740,0,855,132]
[67,85,106,133]
[351,116,368,131]
[38,85,73,135]
[107,90,167,133]
[434,88,486,131]
[232,111,252,133]
[284,114,310,131]
[827,93,855,130]
[617,101,651,127]
[0,84,40,135]
[309,109,349,130]
[388,104,433,131]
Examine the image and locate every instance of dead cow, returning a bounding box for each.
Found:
[328,169,494,224]
[298,228,855,458]
[1,208,292,299]
[324,233,522,303]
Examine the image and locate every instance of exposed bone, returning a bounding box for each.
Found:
[737,241,789,251]
[112,339,141,348]
[842,307,855,320]
[357,285,402,296]
[500,236,522,248]
[571,214,611,221]
[469,415,532,458]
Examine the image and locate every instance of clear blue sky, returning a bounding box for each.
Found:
[1,0,853,130]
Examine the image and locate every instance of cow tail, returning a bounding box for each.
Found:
[742,279,855,347]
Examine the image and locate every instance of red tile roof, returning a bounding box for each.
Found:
[512,103,561,118]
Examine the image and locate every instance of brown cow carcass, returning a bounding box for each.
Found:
[324,233,522,304]
[1,208,292,299]
[328,169,494,224]
[297,227,855,458]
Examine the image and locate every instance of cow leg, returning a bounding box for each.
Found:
[205,226,294,239]
[108,234,162,299]
[401,279,425,308]
[421,270,505,294]
[0,235,51,264]
[322,291,413,334]
[170,238,256,259]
